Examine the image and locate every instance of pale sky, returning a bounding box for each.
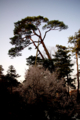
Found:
[0,0,80,82]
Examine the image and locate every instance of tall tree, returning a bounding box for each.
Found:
[68,29,80,98]
[6,65,20,93]
[53,45,75,92]
[7,65,20,77]
[8,16,68,60]
[0,65,4,80]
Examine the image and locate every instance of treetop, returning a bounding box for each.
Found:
[68,29,80,55]
[14,16,68,34]
[42,20,68,30]
[14,16,49,34]
[14,16,49,25]
[8,15,68,58]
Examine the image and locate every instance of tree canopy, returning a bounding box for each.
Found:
[68,29,80,55]
[0,65,4,80]
[8,16,68,60]
[7,65,20,79]
[6,65,20,88]
[53,45,74,78]
[53,45,76,90]
[26,55,55,73]
[68,29,80,98]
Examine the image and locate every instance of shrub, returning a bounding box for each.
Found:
[16,66,76,120]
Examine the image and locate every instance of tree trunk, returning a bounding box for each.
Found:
[41,40,51,60]
[67,74,69,95]
[11,83,12,94]
[35,40,39,66]
[76,52,79,100]
[30,38,44,59]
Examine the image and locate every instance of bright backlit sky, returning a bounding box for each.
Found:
[0,0,80,82]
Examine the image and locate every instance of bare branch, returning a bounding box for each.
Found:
[37,28,42,38]
[43,28,52,41]
[33,30,40,38]
[32,41,41,43]
[43,28,59,41]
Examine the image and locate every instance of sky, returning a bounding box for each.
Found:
[0,0,80,83]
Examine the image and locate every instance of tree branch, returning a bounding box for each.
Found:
[29,37,44,59]
[43,28,52,41]
[43,28,59,41]
[29,34,35,36]
[37,28,42,38]
[33,30,40,38]
[16,43,32,54]
[51,28,59,30]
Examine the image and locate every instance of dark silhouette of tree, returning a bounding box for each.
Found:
[68,29,80,99]
[8,16,68,60]
[26,55,55,73]
[53,45,75,92]
[0,65,4,80]
[6,65,20,93]
[7,65,20,78]
[26,55,42,66]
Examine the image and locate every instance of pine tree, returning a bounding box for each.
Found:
[53,45,75,92]
[0,65,4,80]
[8,16,68,60]
[68,29,80,99]
[6,65,20,93]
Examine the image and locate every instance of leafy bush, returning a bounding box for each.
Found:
[15,66,76,120]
